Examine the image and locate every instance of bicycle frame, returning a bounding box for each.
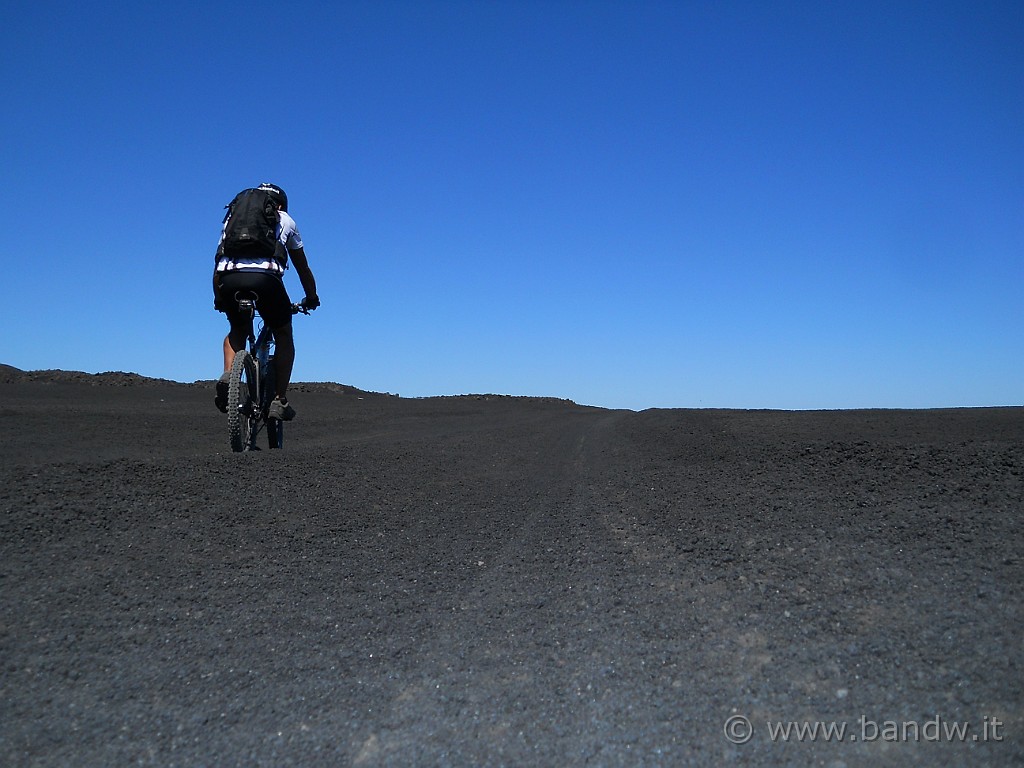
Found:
[226,292,307,452]
[242,302,276,395]
[235,296,281,450]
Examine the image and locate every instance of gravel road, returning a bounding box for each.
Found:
[2,377,1021,766]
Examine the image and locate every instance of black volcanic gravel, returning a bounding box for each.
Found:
[1,378,1021,766]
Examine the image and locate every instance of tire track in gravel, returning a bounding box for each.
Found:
[344,408,764,766]
[346,410,647,766]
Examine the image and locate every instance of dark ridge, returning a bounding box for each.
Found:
[1,365,571,404]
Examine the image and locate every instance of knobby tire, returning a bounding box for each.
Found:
[227,351,257,452]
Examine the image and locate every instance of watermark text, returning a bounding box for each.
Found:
[724,714,1005,745]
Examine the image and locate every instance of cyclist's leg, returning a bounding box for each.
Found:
[222,321,247,373]
[215,272,252,412]
[216,322,247,413]
[246,273,297,408]
[270,321,294,399]
[216,272,252,373]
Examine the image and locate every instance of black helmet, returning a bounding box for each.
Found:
[257,182,288,212]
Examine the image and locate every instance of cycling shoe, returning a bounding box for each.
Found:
[214,373,230,413]
[268,397,296,421]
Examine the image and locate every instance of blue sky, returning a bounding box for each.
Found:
[5,0,1022,409]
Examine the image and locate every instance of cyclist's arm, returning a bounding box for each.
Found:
[289,247,319,305]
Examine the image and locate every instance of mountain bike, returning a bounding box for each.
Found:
[226,293,309,452]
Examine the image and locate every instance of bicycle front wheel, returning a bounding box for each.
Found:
[267,417,284,449]
[264,357,284,449]
[227,350,257,452]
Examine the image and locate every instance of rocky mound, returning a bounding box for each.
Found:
[0,364,183,387]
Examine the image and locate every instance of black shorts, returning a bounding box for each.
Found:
[217,270,293,329]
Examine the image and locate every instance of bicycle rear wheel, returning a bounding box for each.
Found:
[227,350,257,452]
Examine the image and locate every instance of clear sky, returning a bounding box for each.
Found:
[5,0,1022,410]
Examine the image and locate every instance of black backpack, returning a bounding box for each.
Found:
[219,188,283,262]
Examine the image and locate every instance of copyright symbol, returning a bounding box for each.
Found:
[724,714,753,744]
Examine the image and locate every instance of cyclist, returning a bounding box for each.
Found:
[213,183,319,421]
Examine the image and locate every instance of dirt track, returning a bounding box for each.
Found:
[2,375,1022,766]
